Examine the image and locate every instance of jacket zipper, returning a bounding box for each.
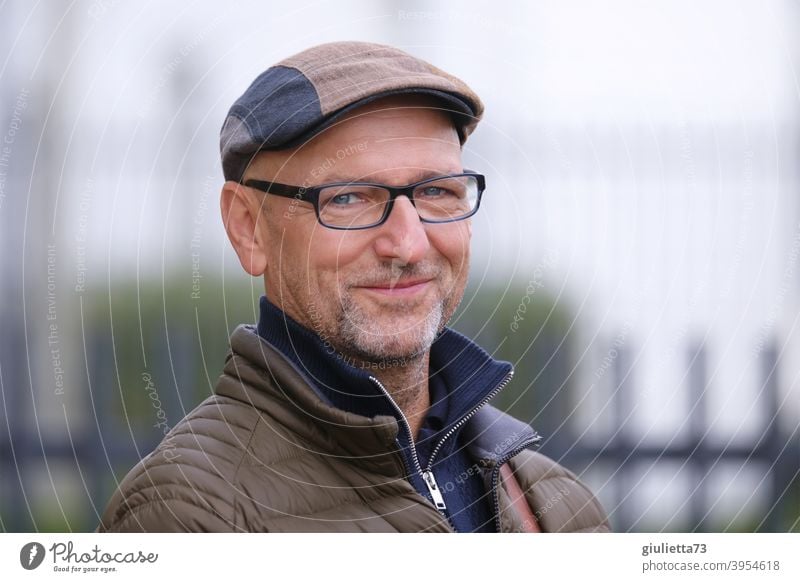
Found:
[368,376,445,514]
[424,369,515,470]
[369,369,515,520]
[489,434,543,533]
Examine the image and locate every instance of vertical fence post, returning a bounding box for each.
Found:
[611,343,632,531]
[688,341,709,532]
[1,319,28,531]
[760,338,797,532]
[86,324,114,525]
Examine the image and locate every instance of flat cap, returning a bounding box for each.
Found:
[220,41,484,182]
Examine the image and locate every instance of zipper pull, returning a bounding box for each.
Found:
[422,470,448,511]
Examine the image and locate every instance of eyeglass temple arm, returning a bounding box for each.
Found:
[243,179,312,201]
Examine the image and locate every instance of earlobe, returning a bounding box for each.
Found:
[220,181,268,276]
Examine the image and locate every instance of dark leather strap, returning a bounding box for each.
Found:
[500,463,542,533]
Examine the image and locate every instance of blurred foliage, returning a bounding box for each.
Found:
[83,277,261,432]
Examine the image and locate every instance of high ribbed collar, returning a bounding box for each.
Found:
[256,296,513,434]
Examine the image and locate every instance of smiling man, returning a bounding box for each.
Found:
[97,41,609,533]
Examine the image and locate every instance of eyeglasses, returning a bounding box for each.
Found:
[242,171,485,230]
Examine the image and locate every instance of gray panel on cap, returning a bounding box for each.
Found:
[220,65,321,181]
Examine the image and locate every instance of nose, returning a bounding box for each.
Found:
[372,195,430,265]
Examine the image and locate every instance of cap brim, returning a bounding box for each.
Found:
[275,88,478,150]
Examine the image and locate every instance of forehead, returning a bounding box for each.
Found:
[248,96,462,183]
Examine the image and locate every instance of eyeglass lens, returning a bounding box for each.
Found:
[317,175,479,228]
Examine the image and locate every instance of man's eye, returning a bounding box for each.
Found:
[420,186,457,198]
[329,192,362,205]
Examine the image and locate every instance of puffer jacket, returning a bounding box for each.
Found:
[97,325,610,532]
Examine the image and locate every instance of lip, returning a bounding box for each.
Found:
[356,278,434,297]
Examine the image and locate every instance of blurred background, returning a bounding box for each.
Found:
[1,0,799,532]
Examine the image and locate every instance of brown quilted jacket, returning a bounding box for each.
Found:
[97,325,610,532]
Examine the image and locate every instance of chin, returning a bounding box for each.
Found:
[353,337,431,364]
[338,302,444,363]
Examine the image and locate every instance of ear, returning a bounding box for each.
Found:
[220,181,268,276]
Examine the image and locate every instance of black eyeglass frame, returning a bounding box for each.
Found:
[242,171,485,230]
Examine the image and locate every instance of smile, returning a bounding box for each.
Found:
[356,278,434,298]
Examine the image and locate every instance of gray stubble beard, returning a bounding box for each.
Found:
[335,290,450,365]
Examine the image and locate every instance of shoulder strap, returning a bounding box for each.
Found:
[499,463,542,533]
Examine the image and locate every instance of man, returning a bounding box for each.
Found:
[97,41,609,533]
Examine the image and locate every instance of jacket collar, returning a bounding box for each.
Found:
[255,295,514,436]
[255,296,396,419]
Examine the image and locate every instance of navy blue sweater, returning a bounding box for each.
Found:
[256,296,513,532]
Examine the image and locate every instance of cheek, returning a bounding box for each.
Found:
[429,224,471,274]
[307,230,371,284]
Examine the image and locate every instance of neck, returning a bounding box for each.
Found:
[366,353,430,440]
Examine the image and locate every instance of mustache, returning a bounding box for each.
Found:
[343,262,442,288]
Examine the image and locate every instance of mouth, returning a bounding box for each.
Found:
[355,278,434,297]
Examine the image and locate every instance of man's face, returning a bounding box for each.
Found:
[245,96,471,363]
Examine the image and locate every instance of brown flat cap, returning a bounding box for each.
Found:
[220,41,484,181]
